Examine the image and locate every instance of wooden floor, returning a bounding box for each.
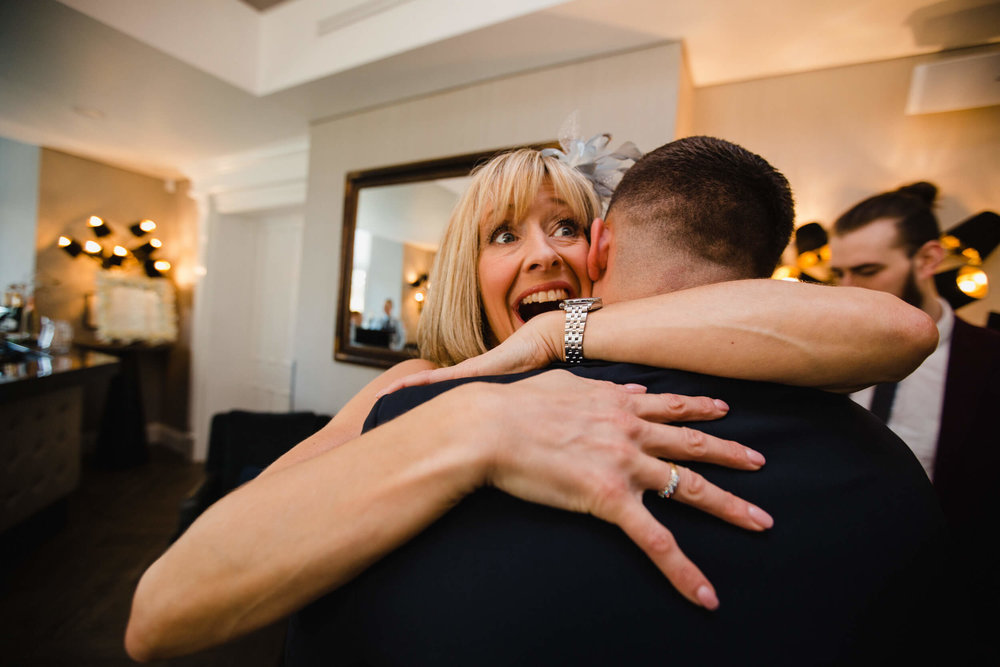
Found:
[0,446,286,666]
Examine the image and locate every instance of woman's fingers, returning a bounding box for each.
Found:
[631,391,730,423]
[636,459,773,531]
[612,500,719,610]
[377,368,453,396]
[632,416,765,470]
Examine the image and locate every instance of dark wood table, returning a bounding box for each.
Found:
[73,341,171,469]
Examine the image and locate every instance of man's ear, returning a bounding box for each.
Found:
[913,239,945,279]
[587,217,611,283]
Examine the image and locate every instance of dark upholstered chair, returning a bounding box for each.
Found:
[175,410,331,540]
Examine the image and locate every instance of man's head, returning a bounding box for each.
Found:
[590,136,794,302]
[383,299,394,315]
[828,182,943,314]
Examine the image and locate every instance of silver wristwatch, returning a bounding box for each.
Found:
[559,297,603,363]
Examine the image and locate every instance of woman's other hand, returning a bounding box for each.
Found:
[464,369,773,610]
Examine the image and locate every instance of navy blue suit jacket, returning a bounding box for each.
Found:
[287,364,975,666]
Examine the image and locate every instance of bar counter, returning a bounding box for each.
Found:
[0,340,119,402]
[1,341,119,532]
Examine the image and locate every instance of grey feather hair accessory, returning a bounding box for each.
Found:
[541,113,643,213]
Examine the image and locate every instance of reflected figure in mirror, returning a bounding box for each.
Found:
[366,298,404,350]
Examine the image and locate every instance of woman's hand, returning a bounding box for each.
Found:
[378,311,566,395]
[468,369,773,609]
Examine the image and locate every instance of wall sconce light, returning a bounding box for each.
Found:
[772,222,830,283]
[143,259,172,278]
[771,265,800,281]
[934,210,998,310]
[57,236,83,257]
[88,215,112,237]
[129,219,157,237]
[935,267,987,309]
[793,222,830,283]
[942,211,1000,261]
[132,238,162,262]
[409,273,429,310]
[956,265,988,298]
[55,215,173,279]
[102,245,128,269]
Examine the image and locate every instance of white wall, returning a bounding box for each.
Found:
[0,136,40,293]
[293,42,686,413]
[692,44,1000,325]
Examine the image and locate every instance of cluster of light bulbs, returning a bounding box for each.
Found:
[57,216,172,277]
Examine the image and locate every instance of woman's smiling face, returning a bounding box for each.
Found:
[477,183,592,345]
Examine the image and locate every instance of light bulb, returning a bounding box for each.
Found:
[956,266,988,298]
[771,265,800,281]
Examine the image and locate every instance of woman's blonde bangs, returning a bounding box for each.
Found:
[471,150,599,244]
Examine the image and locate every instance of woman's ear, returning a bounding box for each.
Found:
[913,239,945,279]
[587,218,611,283]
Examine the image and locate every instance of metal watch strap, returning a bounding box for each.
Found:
[559,298,603,363]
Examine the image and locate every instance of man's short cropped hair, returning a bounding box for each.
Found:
[607,135,794,279]
[832,182,940,257]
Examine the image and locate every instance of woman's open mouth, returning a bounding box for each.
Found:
[515,288,569,323]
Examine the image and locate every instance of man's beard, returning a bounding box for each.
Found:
[901,265,924,309]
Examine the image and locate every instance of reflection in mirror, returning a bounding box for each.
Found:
[336,146,552,368]
[351,178,465,355]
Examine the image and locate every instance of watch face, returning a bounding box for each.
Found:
[559,297,603,311]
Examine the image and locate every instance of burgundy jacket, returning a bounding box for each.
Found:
[933,316,1000,531]
[932,316,1000,633]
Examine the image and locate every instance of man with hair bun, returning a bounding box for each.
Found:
[830,181,1000,642]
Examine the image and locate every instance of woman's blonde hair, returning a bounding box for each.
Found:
[417,148,600,366]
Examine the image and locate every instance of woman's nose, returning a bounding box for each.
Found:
[524,232,561,271]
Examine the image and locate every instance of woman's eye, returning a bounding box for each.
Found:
[554,220,580,237]
[491,229,516,244]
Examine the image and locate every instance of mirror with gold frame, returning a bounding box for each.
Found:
[334,144,553,368]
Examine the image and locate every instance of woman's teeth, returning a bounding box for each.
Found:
[516,288,569,322]
[520,289,568,305]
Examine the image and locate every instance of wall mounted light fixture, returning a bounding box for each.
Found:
[87,215,111,237]
[935,211,998,309]
[56,215,172,278]
[129,219,157,237]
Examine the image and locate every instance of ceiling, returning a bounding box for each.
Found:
[0,0,996,180]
